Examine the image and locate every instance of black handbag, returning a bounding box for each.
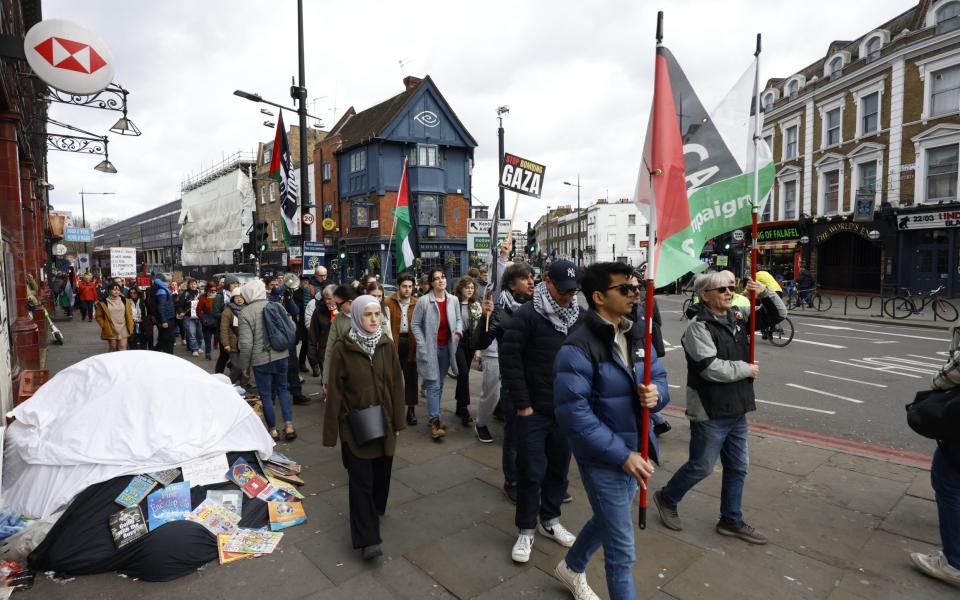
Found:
[347,403,387,446]
[906,386,960,441]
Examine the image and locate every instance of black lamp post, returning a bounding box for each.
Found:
[563,177,582,267]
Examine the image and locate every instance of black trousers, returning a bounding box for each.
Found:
[215,345,231,374]
[454,335,472,412]
[287,344,302,397]
[514,410,571,530]
[156,323,175,354]
[341,444,393,549]
[397,335,418,407]
[501,389,518,487]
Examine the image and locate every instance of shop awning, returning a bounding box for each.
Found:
[756,241,797,251]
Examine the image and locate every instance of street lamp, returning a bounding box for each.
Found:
[563,177,582,267]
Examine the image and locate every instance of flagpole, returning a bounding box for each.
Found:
[384,158,408,284]
[748,33,762,364]
[637,9,666,532]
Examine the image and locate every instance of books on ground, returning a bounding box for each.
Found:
[268,501,307,531]
[223,529,283,554]
[109,506,148,549]
[179,454,229,487]
[147,468,181,487]
[265,452,301,473]
[217,533,254,565]
[266,476,304,500]
[114,475,157,508]
[146,481,192,531]
[226,458,271,499]
[206,490,243,517]
[187,499,240,536]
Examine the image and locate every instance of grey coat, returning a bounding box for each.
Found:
[236,299,288,369]
[412,291,463,381]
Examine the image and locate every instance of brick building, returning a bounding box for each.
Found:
[314,75,476,283]
[757,0,960,296]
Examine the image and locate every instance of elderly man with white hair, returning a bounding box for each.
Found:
[654,270,786,545]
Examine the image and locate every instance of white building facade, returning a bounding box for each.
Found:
[585,199,649,266]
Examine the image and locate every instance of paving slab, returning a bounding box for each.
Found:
[692,463,801,510]
[319,477,422,515]
[831,529,949,600]
[371,557,457,600]
[474,565,571,600]
[879,494,942,545]
[905,470,936,502]
[748,435,834,477]
[793,464,909,517]
[298,571,397,600]
[391,452,494,496]
[824,453,923,484]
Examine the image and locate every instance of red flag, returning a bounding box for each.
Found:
[634,47,689,280]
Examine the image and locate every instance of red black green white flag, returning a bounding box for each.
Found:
[392,159,419,272]
[269,112,300,248]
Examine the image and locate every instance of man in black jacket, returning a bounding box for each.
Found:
[501,260,585,564]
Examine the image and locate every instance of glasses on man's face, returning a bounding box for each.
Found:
[706,285,736,294]
[606,283,641,296]
[558,287,580,296]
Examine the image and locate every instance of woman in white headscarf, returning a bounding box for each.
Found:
[322,295,406,561]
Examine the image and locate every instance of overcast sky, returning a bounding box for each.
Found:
[42,0,915,230]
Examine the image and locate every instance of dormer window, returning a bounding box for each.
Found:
[785,76,805,99]
[937,1,960,34]
[860,30,889,63]
[761,89,779,111]
[865,37,882,60]
[829,57,844,76]
[824,51,851,79]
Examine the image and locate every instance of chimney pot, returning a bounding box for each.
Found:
[403,76,422,91]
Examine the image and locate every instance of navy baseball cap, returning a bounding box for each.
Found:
[547,260,580,292]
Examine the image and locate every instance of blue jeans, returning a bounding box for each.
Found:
[932,443,960,568]
[565,465,638,600]
[660,415,749,523]
[252,358,292,429]
[424,345,450,421]
[184,318,201,352]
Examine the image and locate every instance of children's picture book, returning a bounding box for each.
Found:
[147,468,181,487]
[206,490,243,517]
[108,506,148,549]
[266,476,304,500]
[179,454,229,487]
[264,465,305,486]
[265,451,301,473]
[114,475,157,508]
[216,533,254,565]
[222,529,283,554]
[257,485,295,503]
[226,458,271,499]
[268,501,307,531]
[146,481,192,531]
[187,499,240,536]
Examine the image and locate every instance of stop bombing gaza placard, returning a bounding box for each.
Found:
[499,153,546,198]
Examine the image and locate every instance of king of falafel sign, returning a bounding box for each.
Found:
[499,153,546,198]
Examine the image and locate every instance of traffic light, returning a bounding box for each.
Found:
[337,239,347,260]
[255,221,269,253]
[526,226,537,255]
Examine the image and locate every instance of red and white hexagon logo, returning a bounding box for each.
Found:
[24,19,115,95]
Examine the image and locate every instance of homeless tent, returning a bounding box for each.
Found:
[1,351,275,581]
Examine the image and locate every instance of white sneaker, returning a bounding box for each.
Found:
[538,521,576,547]
[554,559,600,600]
[911,550,960,587]
[511,533,534,563]
[192,351,199,357]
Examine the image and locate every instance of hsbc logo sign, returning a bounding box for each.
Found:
[24,19,115,95]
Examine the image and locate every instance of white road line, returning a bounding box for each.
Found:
[858,357,937,374]
[789,338,846,349]
[802,332,885,341]
[803,371,888,388]
[881,356,944,368]
[801,323,949,342]
[828,359,921,378]
[786,383,864,403]
[872,341,899,344]
[756,399,836,415]
[908,354,950,361]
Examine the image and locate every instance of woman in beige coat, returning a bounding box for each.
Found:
[94,283,133,352]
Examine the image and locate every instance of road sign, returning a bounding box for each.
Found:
[24,19,115,95]
[467,219,512,252]
[322,217,336,231]
[302,213,315,225]
[732,230,744,242]
[64,226,94,242]
[716,255,729,267]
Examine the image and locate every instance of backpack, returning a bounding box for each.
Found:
[262,300,297,351]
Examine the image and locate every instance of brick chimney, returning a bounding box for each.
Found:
[403,76,422,91]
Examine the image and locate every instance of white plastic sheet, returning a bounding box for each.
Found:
[179,168,255,266]
[2,351,273,518]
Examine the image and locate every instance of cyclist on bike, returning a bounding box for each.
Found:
[794,268,815,308]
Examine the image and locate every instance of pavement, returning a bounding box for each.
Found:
[18,312,956,599]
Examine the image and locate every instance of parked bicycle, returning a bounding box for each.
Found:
[761,316,794,347]
[680,287,696,319]
[883,284,959,321]
[787,286,832,312]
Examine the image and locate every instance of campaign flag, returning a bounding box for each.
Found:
[392,159,419,272]
[269,112,300,249]
[635,50,774,287]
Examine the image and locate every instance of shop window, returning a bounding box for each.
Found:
[417,194,443,225]
[785,125,798,159]
[931,65,960,117]
[926,145,959,202]
[860,93,879,136]
[822,171,840,213]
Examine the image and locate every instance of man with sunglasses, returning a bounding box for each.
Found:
[501,260,585,564]
[553,262,669,600]
[654,270,786,545]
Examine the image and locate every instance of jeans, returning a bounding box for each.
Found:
[660,415,749,523]
[932,443,960,568]
[79,300,94,320]
[184,318,201,352]
[252,358,292,429]
[797,289,813,307]
[424,345,450,421]
[515,410,571,531]
[565,465,638,600]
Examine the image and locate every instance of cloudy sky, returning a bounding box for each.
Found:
[42,0,914,229]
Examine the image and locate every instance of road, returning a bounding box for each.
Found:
[655,294,948,457]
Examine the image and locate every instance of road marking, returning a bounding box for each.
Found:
[756,399,836,415]
[857,357,936,374]
[827,359,922,378]
[802,332,886,342]
[803,371,887,388]
[872,341,899,344]
[907,353,950,361]
[879,356,942,370]
[789,338,846,349]
[802,323,949,342]
[786,383,863,403]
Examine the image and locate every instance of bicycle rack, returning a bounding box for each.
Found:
[842,294,885,318]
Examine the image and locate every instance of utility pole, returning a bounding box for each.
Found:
[295,0,312,253]
[497,106,509,221]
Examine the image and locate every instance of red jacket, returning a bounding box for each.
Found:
[196,293,216,322]
[77,281,98,302]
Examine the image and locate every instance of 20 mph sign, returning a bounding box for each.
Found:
[302,213,315,225]
[24,19,115,95]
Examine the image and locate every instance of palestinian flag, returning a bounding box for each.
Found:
[392,159,418,272]
[269,112,300,248]
[635,49,774,287]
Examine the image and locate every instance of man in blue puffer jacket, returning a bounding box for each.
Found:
[553,262,669,600]
[152,275,177,354]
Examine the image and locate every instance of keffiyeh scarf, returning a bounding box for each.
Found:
[349,327,382,359]
[533,281,580,335]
